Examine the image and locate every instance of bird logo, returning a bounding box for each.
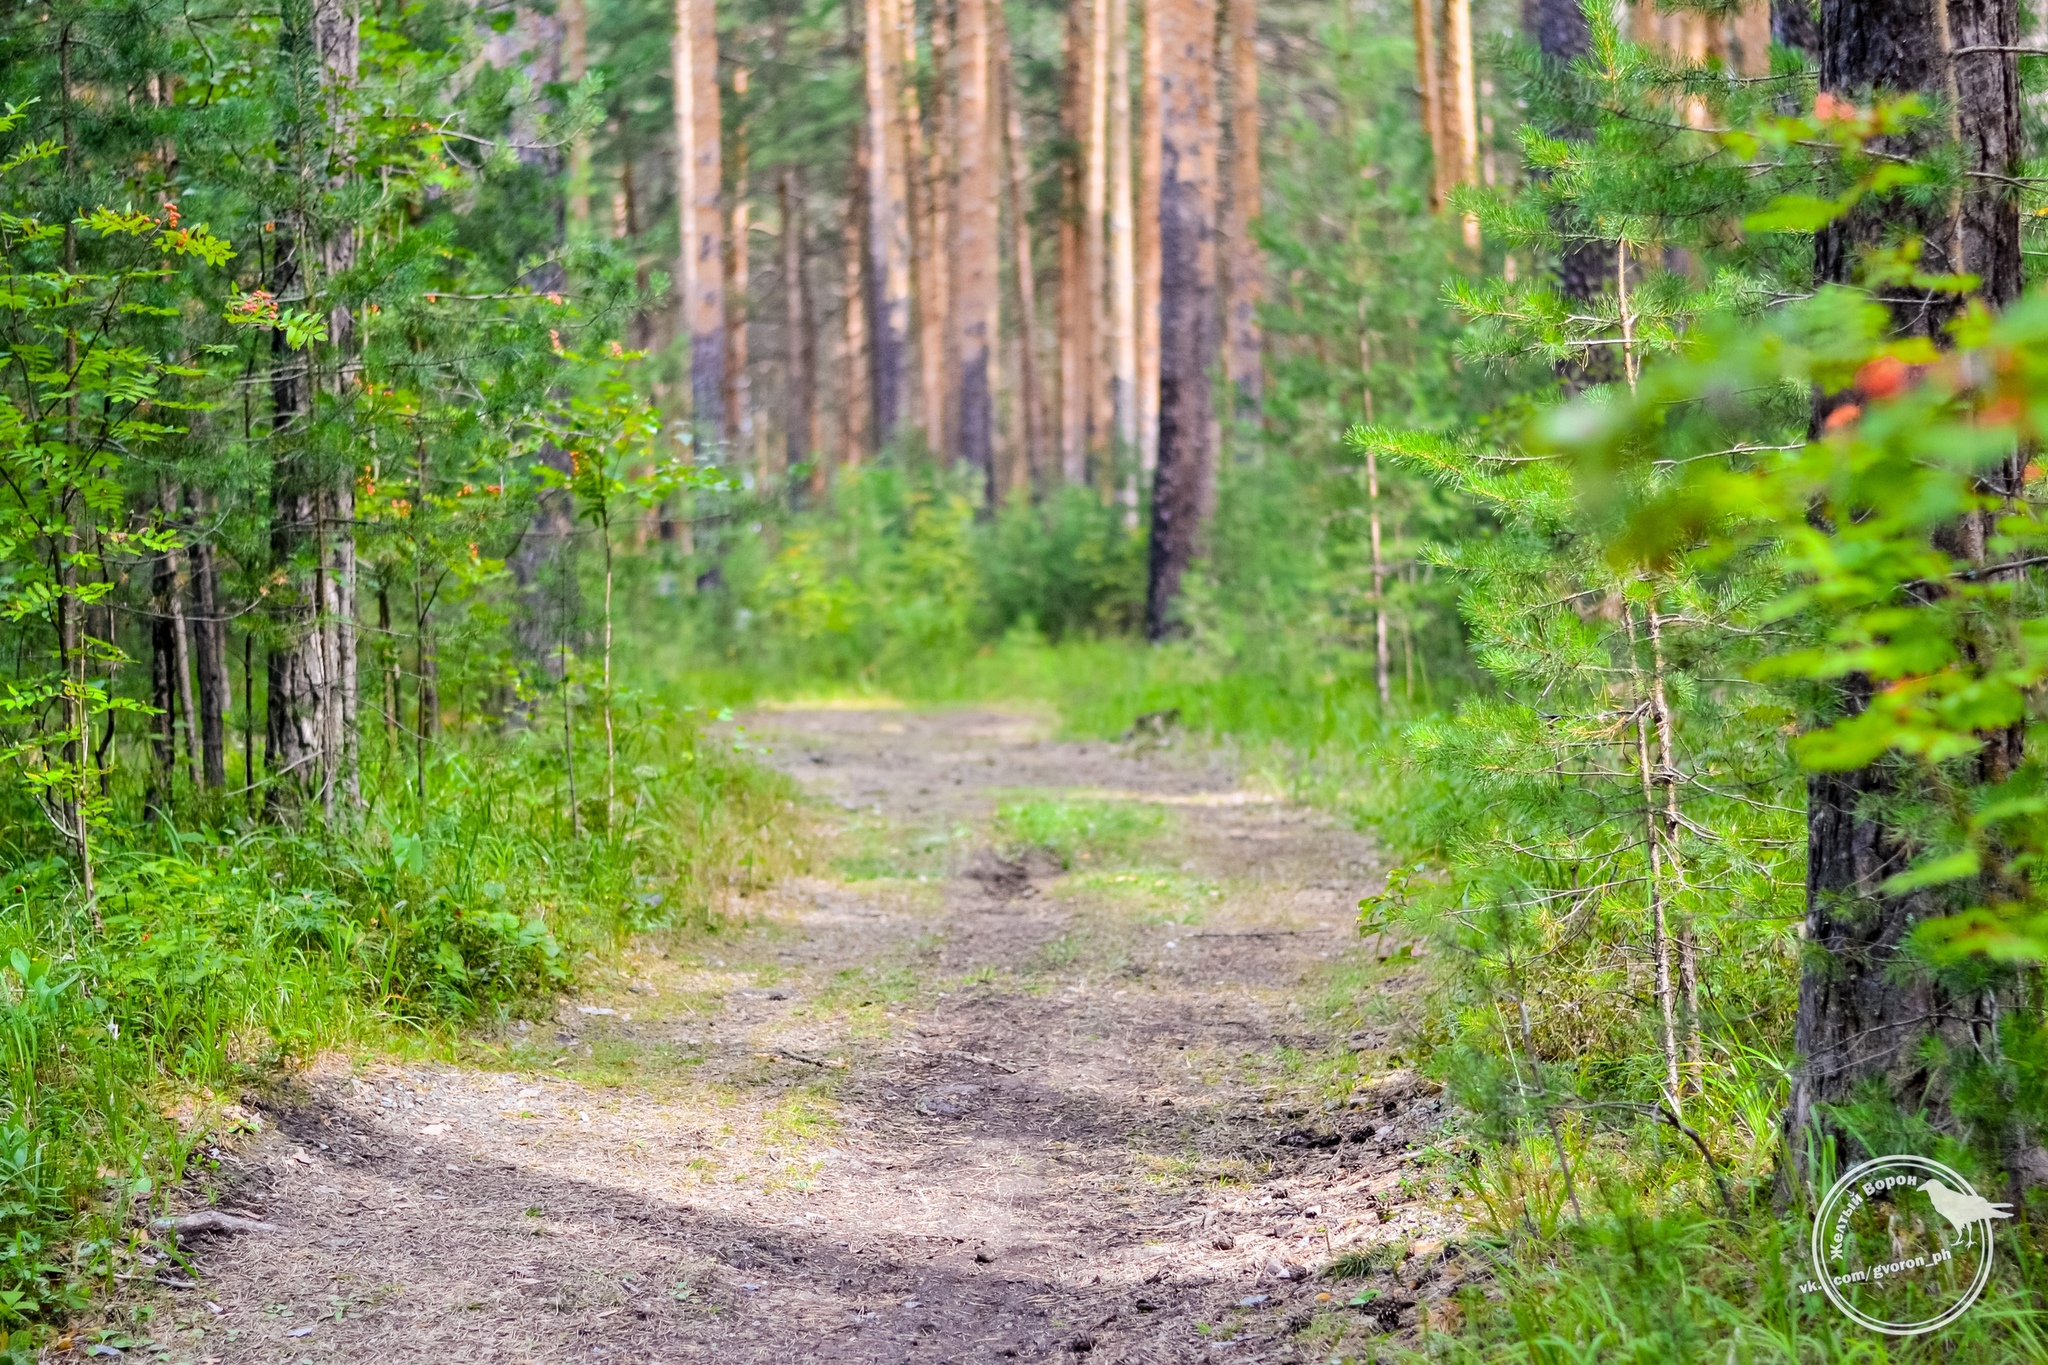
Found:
[1918,1178,2013,1234]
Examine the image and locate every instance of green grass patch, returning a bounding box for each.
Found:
[994,798,1169,869]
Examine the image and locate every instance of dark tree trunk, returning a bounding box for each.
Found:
[1524,0,1610,376]
[781,168,818,487]
[147,546,177,819]
[1792,0,2021,1161]
[1144,0,1219,641]
[189,493,230,789]
[1772,0,1818,56]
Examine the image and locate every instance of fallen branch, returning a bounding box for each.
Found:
[150,1210,280,1241]
[943,1049,1020,1073]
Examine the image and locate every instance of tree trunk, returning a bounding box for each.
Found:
[897,0,949,454]
[266,0,359,818]
[164,492,202,783]
[148,538,177,819]
[1413,0,1444,210]
[865,0,914,444]
[1443,0,1479,247]
[930,0,961,455]
[953,0,1000,499]
[727,88,754,463]
[1109,0,1139,496]
[994,0,1046,492]
[1138,0,1162,480]
[843,118,873,464]
[1221,0,1260,420]
[1144,0,1218,641]
[189,492,230,788]
[1524,0,1608,365]
[677,0,727,441]
[1059,0,1091,484]
[565,0,591,232]
[781,169,819,482]
[1792,0,2021,1160]
[1085,0,1112,487]
[1773,0,1819,55]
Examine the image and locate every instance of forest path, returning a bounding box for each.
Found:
[141,707,1462,1365]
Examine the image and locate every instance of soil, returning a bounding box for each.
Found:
[117,706,1463,1364]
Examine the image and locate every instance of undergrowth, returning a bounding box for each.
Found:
[0,704,793,1351]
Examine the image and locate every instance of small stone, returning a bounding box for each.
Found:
[975,1248,997,1264]
[1211,1233,1235,1251]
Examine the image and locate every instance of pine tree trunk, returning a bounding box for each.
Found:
[1792,0,2021,1160]
[781,169,818,481]
[1221,0,1260,419]
[1137,0,1162,479]
[1443,0,1479,246]
[1059,0,1091,484]
[1085,0,1112,488]
[164,493,202,782]
[994,0,1046,491]
[843,119,873,464]
[930,0,961,454]
[864,0,914,443]
[1772,0,1818,54]
[727,91,753,463]
[897,0,948,451]
[1109,0,1139,492]
[565,0,591,231]
[1413,0,1443,210]
[953,0,999,498]
[1144,0,1217,641]
[1525,0,1608,362]
[677,0,727,440]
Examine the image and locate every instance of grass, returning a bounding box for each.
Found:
[0,704,797,1355]
[993,796,1171,869]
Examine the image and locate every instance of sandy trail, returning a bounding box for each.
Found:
[129,707,1460,1364]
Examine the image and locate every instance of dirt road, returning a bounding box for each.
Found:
[129,707,1461,1364]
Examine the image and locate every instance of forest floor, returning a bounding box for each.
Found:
[112,706,1467,1364]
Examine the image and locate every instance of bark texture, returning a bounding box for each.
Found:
[995,0,1046,490]
[1792,0,2021,1157]
[1144,0,1217,641]
[1221,0,1260,419]
[781,169,819,480]
[678,0,727,440]
[864,0,914,443]
[1109,0,1139,474]
[1137,0,1162,477]
[953,0,999,499]
[1058,0,1090,483]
